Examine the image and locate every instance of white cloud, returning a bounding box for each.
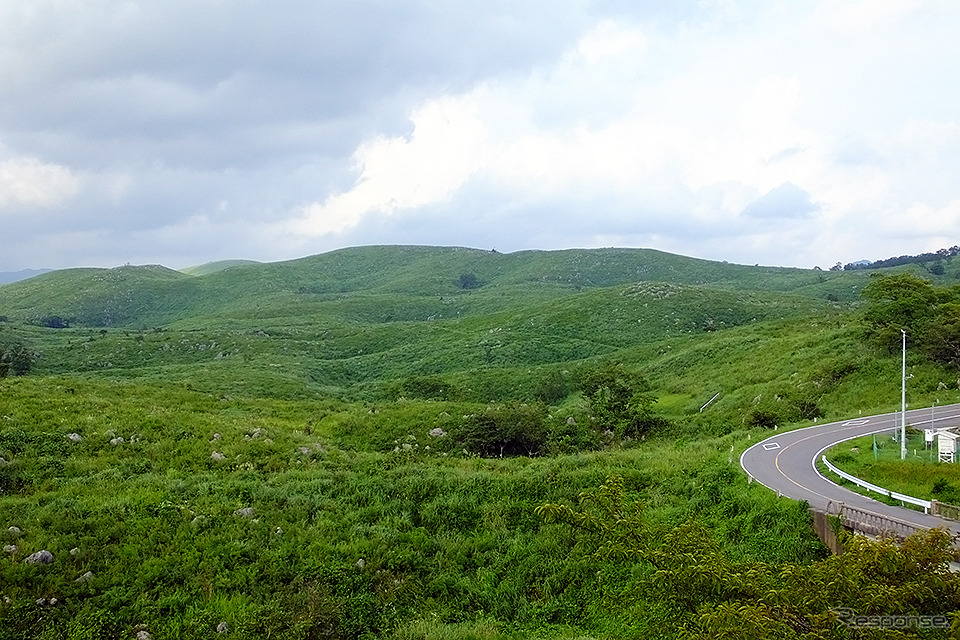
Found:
[572,19,647,64]
[813,0,936,33]
[2,1,960,270]
[0,157,80,210]
[286,96,488,238]
[266,0,960,269]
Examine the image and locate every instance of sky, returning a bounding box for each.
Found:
[1,0,959,272]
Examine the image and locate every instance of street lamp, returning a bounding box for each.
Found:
[901,329,907,461]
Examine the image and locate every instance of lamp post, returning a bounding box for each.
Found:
[901,329,907,461]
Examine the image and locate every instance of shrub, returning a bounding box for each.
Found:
[932,477,960,504]
[397,375,460,401]
[533,370,575,405]
[40,315,70,329]
[830,451,854,464]
[458,273,480,290]
[456,402,549,457]
[747,409,780,429]
[794,398,822,421]
[578,362,667,438]
[0,343,33,377]
[546,417,600,455]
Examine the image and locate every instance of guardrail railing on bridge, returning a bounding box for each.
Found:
[934,501,960,522]
[825,501,928,540]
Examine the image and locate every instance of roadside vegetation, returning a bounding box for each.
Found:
[2,246,960,638]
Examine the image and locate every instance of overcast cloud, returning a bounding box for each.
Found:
[1,0,959,271]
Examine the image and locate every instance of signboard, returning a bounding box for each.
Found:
[938,431,958,463]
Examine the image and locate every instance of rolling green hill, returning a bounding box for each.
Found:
[179,259,262,276]
[2,245,958,639]
[0,246,869,329]
[2,245,952,425]
[4,243,955,431]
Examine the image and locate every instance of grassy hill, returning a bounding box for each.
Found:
[0,265,197,327]
[0,269,50,285]
[3,244,953,438]
[0,246,871,328]
[179,260,261,276]
[2,245,958,639]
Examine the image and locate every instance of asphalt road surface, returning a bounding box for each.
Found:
[739,403,960,537]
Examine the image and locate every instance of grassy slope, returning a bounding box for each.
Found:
[2,246,959,638]
[0,246,873,328]
[0,377,823,640]
[822,432,960,506]
[179,260,261,276]
[0,265,197,327]
[5,245,955,440]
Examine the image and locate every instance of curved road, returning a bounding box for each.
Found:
[740,403,960,537]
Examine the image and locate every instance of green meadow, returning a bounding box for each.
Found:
[2,246,959,639]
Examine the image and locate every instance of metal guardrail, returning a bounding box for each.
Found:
[821,455,931,513]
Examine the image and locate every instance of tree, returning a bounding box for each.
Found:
[860,274,960,367]
[40,315,70,329]
[458,273,480,290]
[456,401,549,457]
[861,273,937,352]
[922,302,960,366]
[579,362,667,438]
[0,344,32,377]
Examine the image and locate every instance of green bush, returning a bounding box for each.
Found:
[579,362,669,438]
[747,408,780,429]
[455,402,549,457]
[396,375,461,401]
[830,451,854,464]
[932,477,960,504]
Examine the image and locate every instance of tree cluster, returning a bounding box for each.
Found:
[449,362,668,457]
[0,343,32,377]
[839,245,960,273]
[38,315,71,329]
[455,401,549,457]
[579,362,668,438]
[861,273,960,366]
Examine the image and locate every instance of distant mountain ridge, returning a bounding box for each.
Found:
[0,268,50,285]
[0,245,928,329]
[179,259,261,276]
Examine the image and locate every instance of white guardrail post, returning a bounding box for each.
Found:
[821,455,931,513]
[700,392,720,413]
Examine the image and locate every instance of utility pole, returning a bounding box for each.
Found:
[901,329,907,461]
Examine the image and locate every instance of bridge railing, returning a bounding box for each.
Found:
[835,503,928,540]
[933,500,960,522]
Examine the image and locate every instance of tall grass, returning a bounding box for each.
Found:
[0,375,827,639]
